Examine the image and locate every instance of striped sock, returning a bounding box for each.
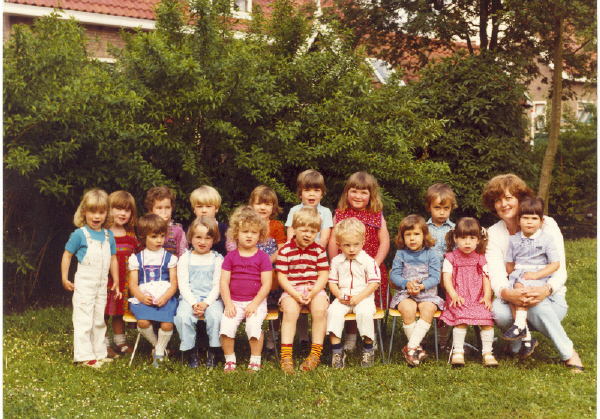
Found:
[310,343,323,359]
[281,344,293,360]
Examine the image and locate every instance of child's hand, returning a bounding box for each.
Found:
[245,302,258,318]
[193,302,208,318]
[292,292,305,305]
[521,271,537,281]
[349,295,362,306]
[155,294,170,308]
[480,295,492,311]
[224,303,237,318]
[140,294,154,306]
[110,282,122,300]
[449,293,465,308]
[62,278,75,292]
[407,280,421,296]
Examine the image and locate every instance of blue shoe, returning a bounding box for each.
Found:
[501,325,527,341]
[187,350,200,368]
[206,351,217,369]
[152,350,164,368]
[520,337,538,359]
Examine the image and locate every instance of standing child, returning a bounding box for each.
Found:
[328,172,390,351]
[145,186,188,258]
[276,207,330,374]
[174,216,224,369]
[425,183,457,351]
[128,214,178,368]
[249,185,287,351]
[502,197,560,357]
[61,189,121,368]
[439,218,498,367]
[104,191,139,358]
[190,185,228,257]
[327,218,380,369]
[285,170,333,346]
[219,206,272,373]
[390,214,443,366]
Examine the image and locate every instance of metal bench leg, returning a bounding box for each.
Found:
[129,332,141,367]
[387,317,397,365]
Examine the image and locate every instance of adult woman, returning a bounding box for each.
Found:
[482,174,583,372]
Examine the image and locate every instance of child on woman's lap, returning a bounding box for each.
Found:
[502,198,559,357]
[439,218,498,367]
[174,216,224,369]
[104,191,139,357]
[328,172,390,351]
[219,206,272,373]
[277,207,330,374]
[327,218,380,369]
[128,214,179,368]
[390,215,443,366]
[62,189,121,368]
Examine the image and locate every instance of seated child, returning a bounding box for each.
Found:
[145,186,188,258]
[190,185,228,257]
[219,206,272,373]
[327,218,381,369]
[128,214,178,368]
[390,214,444,367]
[502,197,560,357]
[276,207,329,374]
[174,216,224,369]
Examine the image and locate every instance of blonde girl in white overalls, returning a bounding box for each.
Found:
[62,189,121,368]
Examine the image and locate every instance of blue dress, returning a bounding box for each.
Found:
[130,250,178,322]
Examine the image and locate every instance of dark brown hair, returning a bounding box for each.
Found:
[445,217,487,254]
[137,213,168,245]
[518,197,544,219]
[395,214,435,250]
[145,186,176,212]
[425,183,457,211]
[296,170,326,199]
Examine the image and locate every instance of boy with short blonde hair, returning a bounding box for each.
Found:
[327,218,381,368]
[276,207,329,374]
[189,185,228,256]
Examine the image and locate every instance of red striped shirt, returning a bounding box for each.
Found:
[276,238,328,285]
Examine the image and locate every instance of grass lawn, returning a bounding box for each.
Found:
[4,239,596,418]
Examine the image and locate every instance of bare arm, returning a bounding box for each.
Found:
[373,216,390,266]
[61,251,75,291]
[246,270,272,317]
[506,261,515,276]
[286,227,294,241]
[327,215,339,259]
[109,254,121,300]
[521,261,560,281]
[317,227,332,248]
[308,269,329,299]
[220,270,236,318]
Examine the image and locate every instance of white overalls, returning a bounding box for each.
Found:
[72,227,111,362]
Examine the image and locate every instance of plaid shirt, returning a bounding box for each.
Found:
[427,218,455,266]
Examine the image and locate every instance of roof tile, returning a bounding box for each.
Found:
[6,0,160,20]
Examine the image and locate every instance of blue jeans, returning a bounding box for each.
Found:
[492,294,573,361]
[174,299,224,351]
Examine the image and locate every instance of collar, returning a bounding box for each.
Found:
[339,250,371,264]
[518,230,542,240]
[426,218,455,228]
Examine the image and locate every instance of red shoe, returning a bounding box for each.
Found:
[402,345,420,367]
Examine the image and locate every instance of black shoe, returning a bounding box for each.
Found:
[206,349,220,369]
[501,325,527,341]
[520,337,539,359]
[187,349,200,368]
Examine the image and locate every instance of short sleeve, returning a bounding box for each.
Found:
[167,253,178,269]
[320,207,333,230]
[285,206,299,228]
[275,244,290,274]
[107,230,117,255]
[258,250,273,272]
[315,246,329,271]
[222,251,235,272]
[442,258,454,274]
[128,254,140,271]
[64,229,84,254]
[328,255,341,282]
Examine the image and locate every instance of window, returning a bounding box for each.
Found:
[366,58,403,85]
[577,102,594,124]
[232,0,252,18]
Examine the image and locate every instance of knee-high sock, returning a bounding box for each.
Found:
[155,329,173,356]
[138,326,158,347]
[480,328,495,354]
[407,319,431,349]
[452,327,467,354]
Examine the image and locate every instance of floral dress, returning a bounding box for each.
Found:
[334,208,388,308]
[105,229,139,316]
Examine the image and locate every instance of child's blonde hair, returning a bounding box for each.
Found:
[190,185,222,209]
[109,190,138,228]
[291,207,321,230]
[337,172,383,213]
[145,186,176,213]
[395,214,435,250]
[187,215,220,244]
[137,214,168,246]
[226,206,268,244]
[334,217,366,243]
[425,183,457,211]
[73,189,112,228]
[248,185,282,219]
[445,217,487,254]
[296,170,327,200]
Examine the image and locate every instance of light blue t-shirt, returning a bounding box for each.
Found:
[285,203,333,242]
[64,225,117,263]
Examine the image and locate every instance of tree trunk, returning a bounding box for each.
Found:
[537,16,563,213]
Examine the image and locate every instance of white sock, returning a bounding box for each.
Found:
[480,328,495,354]
[298,314,309,342]
[452,327,467,354]
[403,322,416,341]
[225,353,236,364]
[344,333,357,350]
[250,355,261,366]
[407,319,431,349]
[114,333,126,346]
[514,310,528,329]
[104,336,111,347]
[155,329,173,356]
[138,326,158,347]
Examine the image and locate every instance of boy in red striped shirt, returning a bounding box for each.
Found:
[276,207,330,374]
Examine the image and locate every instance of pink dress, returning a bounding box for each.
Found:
[334,208,388,308]
[439,249,493,326]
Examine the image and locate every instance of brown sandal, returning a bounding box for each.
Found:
[300,353,320,371]
[281,358,295,374]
